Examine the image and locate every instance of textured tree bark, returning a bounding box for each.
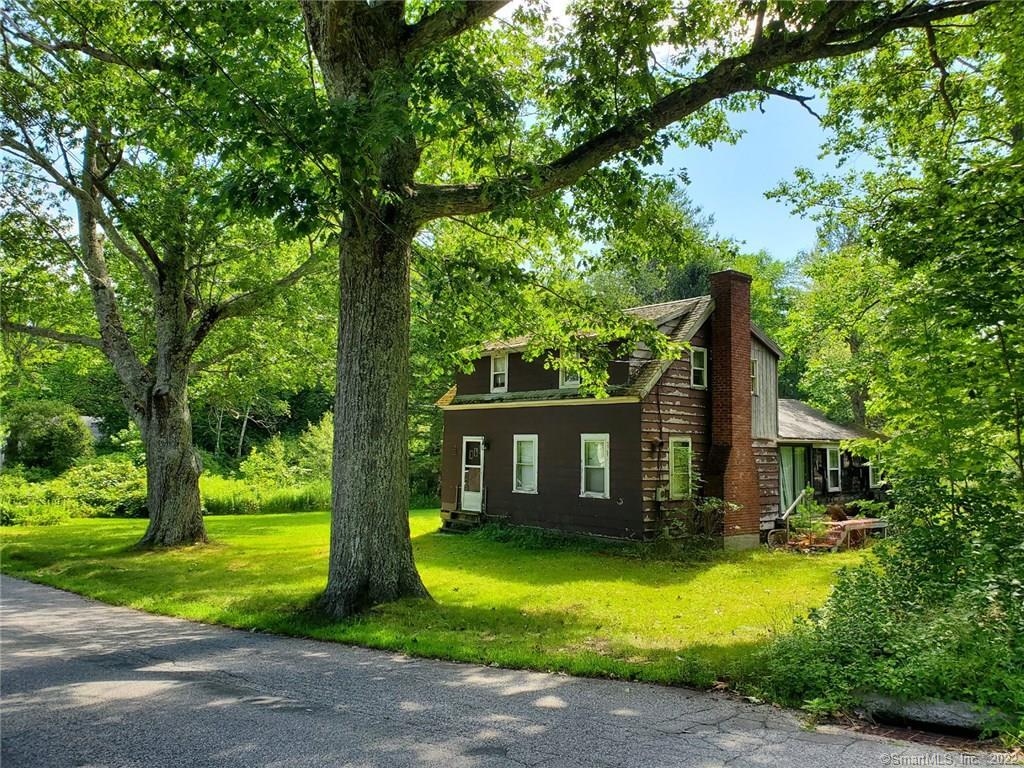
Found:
[300,0,430,617]
[319,217,429,616]
[138,382,206,547]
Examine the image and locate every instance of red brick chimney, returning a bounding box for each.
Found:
[708,270,761,549]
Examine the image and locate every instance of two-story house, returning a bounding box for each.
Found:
[436,270,881,549]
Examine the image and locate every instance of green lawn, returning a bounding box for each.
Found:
[0,510,863,688]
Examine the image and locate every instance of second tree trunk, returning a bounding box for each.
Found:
[139,386,207,547]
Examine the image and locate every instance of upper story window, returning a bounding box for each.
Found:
[513,434,538,494]
[826,447,841,491]
[750,358,758,395]
[490,352,508,393]
[668,436,693,500]
[690,346,708,389]
[559,360,581,389]
[580,433,609,499]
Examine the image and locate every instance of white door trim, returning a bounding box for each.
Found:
[461,436,484,512]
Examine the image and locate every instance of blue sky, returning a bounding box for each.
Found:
[659,97,836,263]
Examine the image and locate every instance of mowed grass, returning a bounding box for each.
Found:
[0,510,863,688]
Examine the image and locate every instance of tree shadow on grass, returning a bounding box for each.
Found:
[237,594,772,690]
[411,526,856,590]
[1,511,841,694]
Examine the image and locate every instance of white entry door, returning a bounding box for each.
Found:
[461,436,484,512]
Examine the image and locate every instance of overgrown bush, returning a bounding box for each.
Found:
[755,476,1024,743]
[788,488,829,539]
[658,496,730,551]
[4,400,94,472]
[0,455,147,523]
[105,423,145,463]
[56,454,148,518]
[293,412,332,482]
[240,435,295,487]
[0,469,80,525]
[410,451,440,506]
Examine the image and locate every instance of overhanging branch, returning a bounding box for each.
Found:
[409,0,994,222]
[2,319,104,349]
[403,1,510,58]
[755,86,822,121]
[1,18,199,76]
[185,245,330,354]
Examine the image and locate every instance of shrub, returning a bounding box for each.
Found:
[789,487,829,538]
[0,455,146,523]
[293,413,332,482]
[55,454,148,518]
[756,480,1024,744]
[105,423,145,463]
[660,496,730,544]
[240,436,295,487]
[0,469,81,525]
[4,400,94,472]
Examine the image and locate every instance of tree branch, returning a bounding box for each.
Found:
[1,17,195,75]
[1,133,161,289]
[1,320,104,349]
[185,245,330,354]
[755,86,822,121]
[403,1,510,58]
[410,0,994,221]
[91,173,163,274]
[924,22,956,120]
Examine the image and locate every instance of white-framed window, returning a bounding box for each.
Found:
[490,352,508,393]
[668,436,693,500]
[580,433,610,499]
[868,461,882,488]
[690,346,707,389]
[750,358,758,395]
[559,360,581,389]
[513,434,538,494]
[826,447,841,492]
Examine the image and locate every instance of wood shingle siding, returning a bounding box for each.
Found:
[753,439,780,527]
[639,325,711,537]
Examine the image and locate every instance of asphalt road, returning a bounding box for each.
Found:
[0,575,1006,767]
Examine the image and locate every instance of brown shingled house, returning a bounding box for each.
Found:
[436,270,881,549]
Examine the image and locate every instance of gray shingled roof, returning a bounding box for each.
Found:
[444,298,714,406]
[777,399,875,442]
[480,296,708,353]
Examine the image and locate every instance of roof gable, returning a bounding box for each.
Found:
[442,296,784,407]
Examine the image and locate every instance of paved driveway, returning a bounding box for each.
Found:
[0,575,1004,767]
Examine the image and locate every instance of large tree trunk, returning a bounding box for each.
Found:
[319,218,429,617]
[138,384,207,547]
[301,0,428,615]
